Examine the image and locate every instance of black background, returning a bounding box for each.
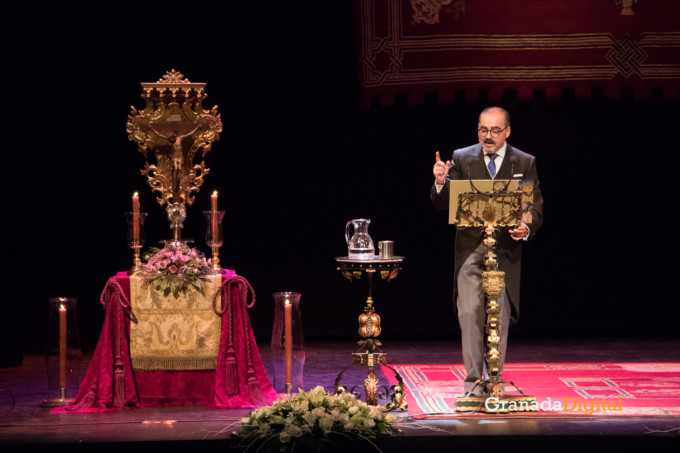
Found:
[4,1,679,365]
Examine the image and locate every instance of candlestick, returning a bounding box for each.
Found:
[132,192,140,244]
[203,209,224,274]
[211,191,218,244]
[125,211,148,274]
[59,302,67,397]
[284,297,293,393]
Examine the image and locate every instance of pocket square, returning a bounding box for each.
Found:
[513,173,524,177]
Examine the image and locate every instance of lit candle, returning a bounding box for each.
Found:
[59,302,67,393]
[211,190,218,244]
[284,297,293,392]
[132,192,140,245]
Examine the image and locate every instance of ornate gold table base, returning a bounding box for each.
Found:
[455,225,536,412]
[335,257,408,411]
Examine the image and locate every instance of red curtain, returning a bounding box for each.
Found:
[356,0,680,106]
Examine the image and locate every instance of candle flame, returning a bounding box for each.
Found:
[133,192,139,197]
[212,190,218,196]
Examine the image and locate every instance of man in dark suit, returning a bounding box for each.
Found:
[430,106,543,395]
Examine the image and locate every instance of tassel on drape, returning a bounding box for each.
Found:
[114,364,125,407]
[214,275,258,397]
[224,345,239,395]
[246,362,268,406]
[101,278,132,408]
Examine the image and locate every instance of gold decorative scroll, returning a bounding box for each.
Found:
[129,274,223,371]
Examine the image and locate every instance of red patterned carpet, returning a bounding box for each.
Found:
[383,362,680,418]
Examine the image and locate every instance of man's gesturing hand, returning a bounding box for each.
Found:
[433,151,451,185]
[509,222,529,241]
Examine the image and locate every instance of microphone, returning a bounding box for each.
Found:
[467,158,482,193]
[498,156,519,193]
[466,159,477,180]
[509,156,518,177]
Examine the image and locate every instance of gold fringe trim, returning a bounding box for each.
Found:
[132,356,218,371]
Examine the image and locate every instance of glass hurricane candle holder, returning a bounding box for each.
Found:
[125,211,148,274]
[271,292,305,394]
[203,210,225,273]
[41,297,81,407]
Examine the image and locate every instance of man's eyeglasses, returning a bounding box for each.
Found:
[478,126,508,138]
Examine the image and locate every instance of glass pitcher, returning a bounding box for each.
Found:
[345,218,375,259]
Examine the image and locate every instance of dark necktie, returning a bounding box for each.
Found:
[487,153,498,178]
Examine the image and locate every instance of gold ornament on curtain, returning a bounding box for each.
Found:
[126,70,223,243]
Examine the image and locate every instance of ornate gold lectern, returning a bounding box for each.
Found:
[449,179,537,413]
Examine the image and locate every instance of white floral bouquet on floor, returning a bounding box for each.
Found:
[234,386,399,452]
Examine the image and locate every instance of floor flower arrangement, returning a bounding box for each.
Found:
[233,386,399,452]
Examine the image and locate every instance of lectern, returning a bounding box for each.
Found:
[450,179,537,413]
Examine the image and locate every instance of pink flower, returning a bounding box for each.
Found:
[169,265,178,274]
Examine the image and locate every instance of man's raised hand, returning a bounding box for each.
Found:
[433,151,451,185]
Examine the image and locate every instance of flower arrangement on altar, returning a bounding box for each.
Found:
[233,386,399,452]
[141,242,211,298]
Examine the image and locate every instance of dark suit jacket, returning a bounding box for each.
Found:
[430,143,544,324]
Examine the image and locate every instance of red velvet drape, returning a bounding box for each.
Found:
[53,271,277,413]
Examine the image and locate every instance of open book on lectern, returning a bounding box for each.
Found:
[448,179,535,227]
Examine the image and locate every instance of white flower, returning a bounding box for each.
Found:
[308,386,326,407]
[319,416,334,433]
[363,418,376,429]
[302,411,317,426]
[292,400,309,414]
[257,423,271,434]
[311,407,326,418]
[283,424,303,438]
[279,431,291,444]
[342,392,356,403]
[348,405,359,415]
[368,405,385,419]
[384,414,397,424]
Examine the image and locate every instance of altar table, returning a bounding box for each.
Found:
[53,270,277,413]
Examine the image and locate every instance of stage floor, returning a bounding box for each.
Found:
[1,338,679,451]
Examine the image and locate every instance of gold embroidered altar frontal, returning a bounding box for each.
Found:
[129,275,222,371]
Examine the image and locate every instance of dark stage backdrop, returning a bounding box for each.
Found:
[5,1,679,365]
